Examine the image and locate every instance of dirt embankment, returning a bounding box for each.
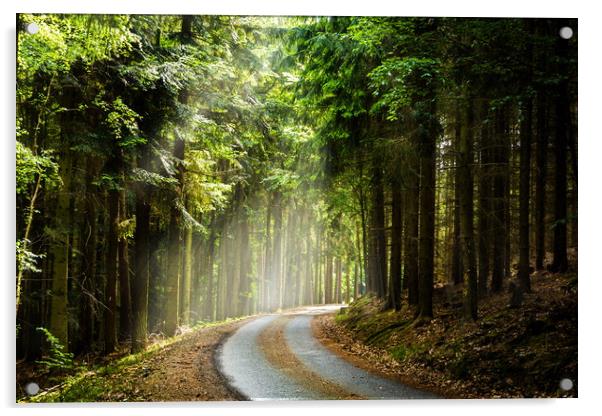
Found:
[19,319,248,402]
[314,271,577,399]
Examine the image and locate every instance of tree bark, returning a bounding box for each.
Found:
[271,191,283,311]
[239,207,251,315]
[459,100,478,320]
[181,225,193,324]
[104,187,119,353]
[388,179,403,310]
[491,107,509,293]
[550,26,570,273]
[452,105,464,286]
[165,134,185,335]
[518,45,534,291]
[418,126,436,320]
[132,177,150,353]
[49,152,72,348]
[404,148,420,306]
[369,161,387,298]
[118,185,131,342]
[477,106,492,296]
[535,91,548,270]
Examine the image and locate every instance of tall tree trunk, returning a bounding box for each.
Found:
[204,213,217,320]
[477,107,493,296]
[49,152,72,348]
[345,257,351,304]
[165,135,185,335]
[369,161,387,298]
[404,151,420,306]
[388,179,403,310]
[518,57,534,292]
[452,106,464,286]
[131,142,151,352]
[263,201,272,312]
[550,27,570,273]
[216,223,227,320]
[459,100,478,320]
[132,185,150,352]
[491,107,509,293]
[335,256,342,303]
[271,191,283,311]
[284,208,296,308]
[181,226,193,324]
[304,212,313,305]
[294,211,303,306]
[418,140,436,320]
[239,207,251,315]
[118,185,132,342]
[325,247,333,304]
[535,91,548,270]
[354,221,363,298]
[104,187,119,353]
[79,160,99,351]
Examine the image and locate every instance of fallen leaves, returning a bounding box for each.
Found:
[316,271,577,399]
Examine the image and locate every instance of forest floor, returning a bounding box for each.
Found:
[17,318,248,402]
[315,270,578,398]
[17,271,577,402]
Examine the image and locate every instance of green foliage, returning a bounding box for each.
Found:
[35,327,75,373]
[16,239,44,273]
[15,141,60,195]
[96,96,142,142]
[369,57,440,120]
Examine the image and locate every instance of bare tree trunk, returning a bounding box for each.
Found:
[272,192,283,311]
[477,106,492,296]
[535,91,548,270]
[459,100,478,320]
[452,106,464,286]
[518,75,534,292]
[388,179,403,310]
[491,107,509,293]
[49,152,72,348]
[404,152,420,306]
[550,25,570,273]
[118,186,131,342]
[369,161,387,298]
[239,207,251,315]
[104,187,119,353]
[418,129,436,320]
[132,170,150,352]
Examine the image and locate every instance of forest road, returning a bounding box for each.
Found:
[216,305,439,400]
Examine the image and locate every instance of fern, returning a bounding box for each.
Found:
[36,327,74,373]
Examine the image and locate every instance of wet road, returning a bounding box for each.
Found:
[217,305,439,400]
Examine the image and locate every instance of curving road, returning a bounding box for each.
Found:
[217,305,439,400]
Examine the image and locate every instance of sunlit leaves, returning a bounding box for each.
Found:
[130,168,177,188]
[18,14,136,81]
[262,168,300,193]
[16,141,60,195]
[369,57,440,121]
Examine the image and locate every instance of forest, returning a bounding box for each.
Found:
[16,15,577,397]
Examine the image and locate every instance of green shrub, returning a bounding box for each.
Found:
[36,327,74,373]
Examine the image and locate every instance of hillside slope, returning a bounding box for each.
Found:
[316,271,577,398]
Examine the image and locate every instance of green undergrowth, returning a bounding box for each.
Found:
[19,317,245,403]
[336,272,578,398]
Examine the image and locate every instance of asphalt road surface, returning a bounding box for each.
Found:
[217,305,439,400]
